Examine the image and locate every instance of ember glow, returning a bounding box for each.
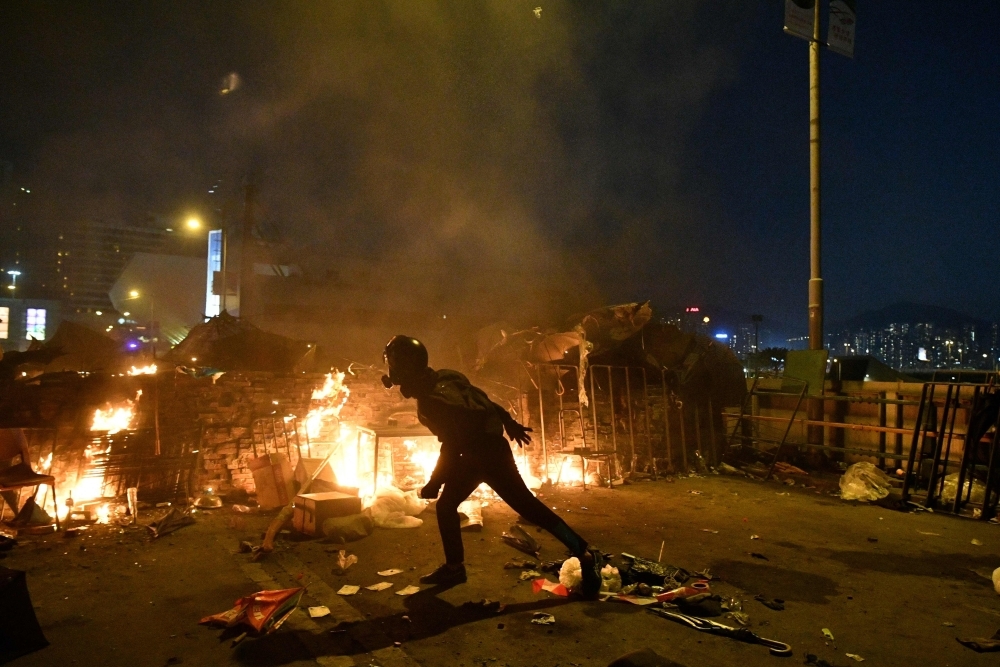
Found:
[127,364,157,376]
[91,391,141,434]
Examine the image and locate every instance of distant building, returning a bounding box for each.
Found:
[827,320,999,371]
[0,297,62,353]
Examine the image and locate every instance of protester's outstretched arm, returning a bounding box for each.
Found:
[496,404,533,447]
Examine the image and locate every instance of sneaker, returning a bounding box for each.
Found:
[419,563,467,585]
[580,549,603,599]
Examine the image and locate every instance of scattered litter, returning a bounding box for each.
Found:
[943,621,955,627]
[308,606,331,619]
[377,568,403,576]
[331,550,358,575]
[749,552,769,561]
[600,564,622,593]
[147,507,195,539]
[559,557,583,592]
[956,628,1000,652]
[718,462,743,476]
[971,539,983,546]
[532,578,570,597]
[691,568,714,581]
[775,492,790,496]
[200,587,304,635]
[750,534,760,540]
[457,499,483,532]
[866,537,878,543]
[336,585,360,596]
[689,490,703,495]
[503,558,538,569]
[366,582,393,592]
[822,628,835,641]
[656,581,710,603]
[531,612,556,625]
[774,462,808,476]
[917,531,940,536]
[727,611,750,626]
[993,567,1000,595]
[941,472,987,505]
[612,594,660,606]
[519,570,542,581]
[754,594,785,611]
[395,585,421,596]
[701,529,719,534]
[845,654,864,662]
[501,525,540,557]
[231,504,256,514]
[839,462,892,502]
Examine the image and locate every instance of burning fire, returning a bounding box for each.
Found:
[128,364,157,375]
[305,372,350,439]
[91,391,141,434]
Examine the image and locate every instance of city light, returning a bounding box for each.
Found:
[702,316,710,324]
[129,290,139,298]
[715,333,729,340]
[186,216,202,230]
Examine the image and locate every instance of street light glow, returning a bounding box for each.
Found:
[129,290,140,298]
[186,217,202,230]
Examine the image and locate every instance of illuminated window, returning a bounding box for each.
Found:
[25,308,46,340]
[0,307,8,339]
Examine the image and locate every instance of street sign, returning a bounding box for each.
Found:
[784,0,816,41]
[827,0,857,58]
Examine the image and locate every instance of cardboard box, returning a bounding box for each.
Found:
[292,491,363,536]
[249,454,295,510]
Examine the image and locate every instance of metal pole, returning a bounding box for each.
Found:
[806,1,825,449]
[808,0,823,348]
[240,182,255,321]
[625,367,636,474]
[537,366,548,482]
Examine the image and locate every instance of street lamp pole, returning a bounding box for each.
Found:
[808,0,823,353]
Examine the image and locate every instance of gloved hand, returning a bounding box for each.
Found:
[503,418,533,447]
[419,483,441,500]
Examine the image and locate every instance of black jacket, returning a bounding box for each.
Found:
[415,369,515,484]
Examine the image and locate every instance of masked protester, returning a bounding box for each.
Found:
[381,335,602,596]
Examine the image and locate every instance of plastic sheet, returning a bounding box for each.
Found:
[838,462,892,502]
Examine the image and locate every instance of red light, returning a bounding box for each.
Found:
[685,307,700,313]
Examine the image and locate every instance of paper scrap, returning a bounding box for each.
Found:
[917,531,940,536]
[378,568,404,576]
[308,606,331,618]
[971,538,983,546]
[846,654,865,662]
[337,585,360,596]
[531,612,555,625]
[395,585,421,596]
[612,595,660,606]
[822,628,835,641]
[532,577,569,597]
[366,582,393,592]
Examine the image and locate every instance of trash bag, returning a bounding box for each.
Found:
[322,512,374,543]
[559,557,582,592]
[601,564,622,593]
[839,462,892,501]
[620,553,687,587]
[940,473,987,505]
[369,486,427,529]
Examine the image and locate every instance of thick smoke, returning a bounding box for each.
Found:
[3,1,749,358]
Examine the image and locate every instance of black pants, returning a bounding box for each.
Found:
[436,446,587,565]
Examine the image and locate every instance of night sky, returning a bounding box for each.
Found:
[2,1,998,333]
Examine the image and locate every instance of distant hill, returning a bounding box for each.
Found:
[833,302,993,331]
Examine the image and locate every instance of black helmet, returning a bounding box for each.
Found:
[382,335,429,388]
